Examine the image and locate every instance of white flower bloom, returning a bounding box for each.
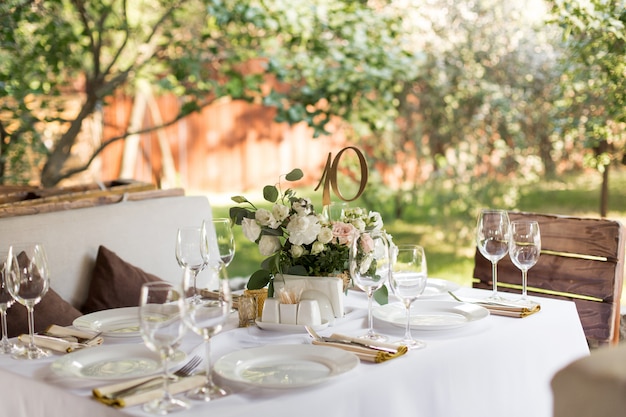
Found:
[258,235,281,256]
[272,204,290,223]
[311,241,325,255]
[368,211,383,230]
[292,198,312,216]
[287,215,321,246]
[241,218,261,242]
[255,209,276,227]
[290,245,305,258]
[317,227,334,244]
[351,218,366,232]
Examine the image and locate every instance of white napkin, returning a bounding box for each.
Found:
[18,325,103,353]
[93,375,205,408]
[312,333,408,363]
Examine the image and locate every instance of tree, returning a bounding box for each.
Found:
[0,0,417,188]
[548,0,626,217]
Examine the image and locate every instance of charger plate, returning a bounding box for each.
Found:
[51,344,186,381]
[214,344,359,389]
[73,307,140,338]
[374,300,489,331]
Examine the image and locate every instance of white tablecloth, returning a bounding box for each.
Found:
[0,287,589,417]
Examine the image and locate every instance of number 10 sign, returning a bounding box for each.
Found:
[314,146,368,208]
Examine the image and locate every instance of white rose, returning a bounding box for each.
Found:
[311,241,325,255]
[258,235,281,256]
[368,211,383,230]
[272,204,290,223]
[351,218,366,232]
[290,245,305,258]
[317,227,334,244]
[241,218,261,242]
[255,209,276,227]
[287,215,321,246]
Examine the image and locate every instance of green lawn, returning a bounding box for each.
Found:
[203,167,626,300]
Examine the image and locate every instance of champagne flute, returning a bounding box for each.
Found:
[0,250,21,354]
[176,227,205,299]
[476,209,510,300]
[509,220,541,304]
[209,218,235,268]
[389,245,428,350]
[182,263,232,401]
[139,282,189,414]
[7,243,50,359]
[349,230,391,341]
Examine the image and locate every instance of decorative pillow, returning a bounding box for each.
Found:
[81,245,164,314]
[6,288,82,338]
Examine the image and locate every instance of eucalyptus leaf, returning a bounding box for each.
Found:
[373,286,388,305]
[247,269,271,290]
[263,185,279,202]
[285,168,303,182]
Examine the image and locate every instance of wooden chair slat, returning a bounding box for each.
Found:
[474,251,619,301]
[473,211,625,347]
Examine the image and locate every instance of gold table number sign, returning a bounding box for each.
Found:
[315,146,368,208]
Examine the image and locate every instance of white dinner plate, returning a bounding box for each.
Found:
[73,307,141,338]
[421,278,461,299]
[373,300,489,331]
[214,344,359,389]
[255,319,329,333]
[50,344,186,381]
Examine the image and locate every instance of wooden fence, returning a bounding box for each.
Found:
[99,93,349,194]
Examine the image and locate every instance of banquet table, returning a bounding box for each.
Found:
[0,286,589,417]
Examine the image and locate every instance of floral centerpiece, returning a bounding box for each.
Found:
[229,169,386,299]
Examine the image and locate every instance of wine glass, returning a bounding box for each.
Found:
[509,220,541,305]
[0,250,21,354]
[182,263,232,401]
[476,209,510,300]
[6,243,50,359]
[176,227,205,299]
[139,281,189,414]
[349,230,391,341]
[209,218,235,268]
[389,245,428,350]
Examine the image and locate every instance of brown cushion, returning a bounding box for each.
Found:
[6,288,82,338]
[81,245,164,314]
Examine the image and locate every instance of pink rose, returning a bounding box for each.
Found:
[332,222,356,245]
[359,233,375,254]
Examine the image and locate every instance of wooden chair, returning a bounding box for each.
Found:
[473,211,626,347]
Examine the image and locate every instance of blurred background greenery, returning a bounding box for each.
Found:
[208,167,626,297]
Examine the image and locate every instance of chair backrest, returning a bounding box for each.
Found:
[473,211,626,346]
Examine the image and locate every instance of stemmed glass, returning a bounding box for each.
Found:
[176,227,205,299]
[389,245,428,350]
[6,243,50,359]
[349,230,391,341]
[209,218,235,268]
[509,220,541,305]
[182,263,232,401]
[139,281,188,414]
[0,250,21,354]
[476,209,511,300]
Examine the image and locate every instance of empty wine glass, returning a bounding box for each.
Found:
[476,209,510,300]
[209,218,235,268]
[349,230,391,341]
[509,220,541,305]
[182,263,232,401]
[7,243,50,359]
[176,227,205,299]
[389,245,428,350]
[0,250,21,354]
[139,281,188,414]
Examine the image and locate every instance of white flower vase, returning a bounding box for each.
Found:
[274,274,345,319]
